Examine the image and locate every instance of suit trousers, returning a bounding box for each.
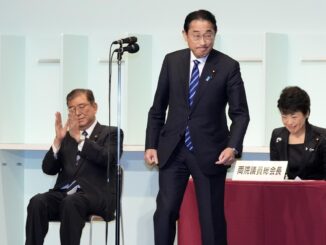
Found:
[154,142,227,245]
[25,190,90,245]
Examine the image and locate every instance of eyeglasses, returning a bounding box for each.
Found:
[68,103,90,112]
[189,32,215,42]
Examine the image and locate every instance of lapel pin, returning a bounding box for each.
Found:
[205,70,216,82]
[305,146,315,152]
[276,137,282,143]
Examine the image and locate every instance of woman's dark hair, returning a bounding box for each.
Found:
[183,9,217,33]
[277,86,310,115]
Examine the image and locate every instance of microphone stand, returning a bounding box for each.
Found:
[109,40,139,245]
[114,47,123,245]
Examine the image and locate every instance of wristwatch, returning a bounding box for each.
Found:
[232,148,238,156]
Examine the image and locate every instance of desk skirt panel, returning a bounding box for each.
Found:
[178,180,326,245]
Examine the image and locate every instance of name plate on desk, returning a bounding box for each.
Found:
[232,161,288,181]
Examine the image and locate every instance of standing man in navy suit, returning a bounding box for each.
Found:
[25,88,123,245]
[144,10,250,245]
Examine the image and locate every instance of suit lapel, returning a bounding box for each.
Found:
[276,129,289,160]
[75,122,102,171]
[181,50,191,107]
[300,124,319,173]
[62,135,80,179]
[277,124,319,176]
[190,50,218,113]
[65,134,79,165]
[89,122,101,142]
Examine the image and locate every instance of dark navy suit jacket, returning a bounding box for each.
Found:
[146,48,250,175]
[43,123,123,218]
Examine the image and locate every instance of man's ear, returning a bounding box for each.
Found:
[182,30,188,42]
[92,102,98,112]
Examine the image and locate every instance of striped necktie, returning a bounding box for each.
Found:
[60,130,88,194]
[185,60,200,151]
[76,130,88,165]
[82,130,88,138]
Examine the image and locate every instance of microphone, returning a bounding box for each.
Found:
[114,43,139,54]
[112,36,137,45]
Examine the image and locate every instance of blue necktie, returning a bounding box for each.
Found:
[185,60,200,151]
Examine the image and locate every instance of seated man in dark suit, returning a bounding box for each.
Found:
[25,88,123,245]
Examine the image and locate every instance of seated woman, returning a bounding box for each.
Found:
[270,86,326,180]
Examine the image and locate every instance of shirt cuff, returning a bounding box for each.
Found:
[52,144,60,159]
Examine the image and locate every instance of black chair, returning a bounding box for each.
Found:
[88,165,124,245]
[88,214,112,245]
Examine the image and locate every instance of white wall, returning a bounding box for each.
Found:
[1,1,326,245]
[1,0,326,33]
[1,0,326,147]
